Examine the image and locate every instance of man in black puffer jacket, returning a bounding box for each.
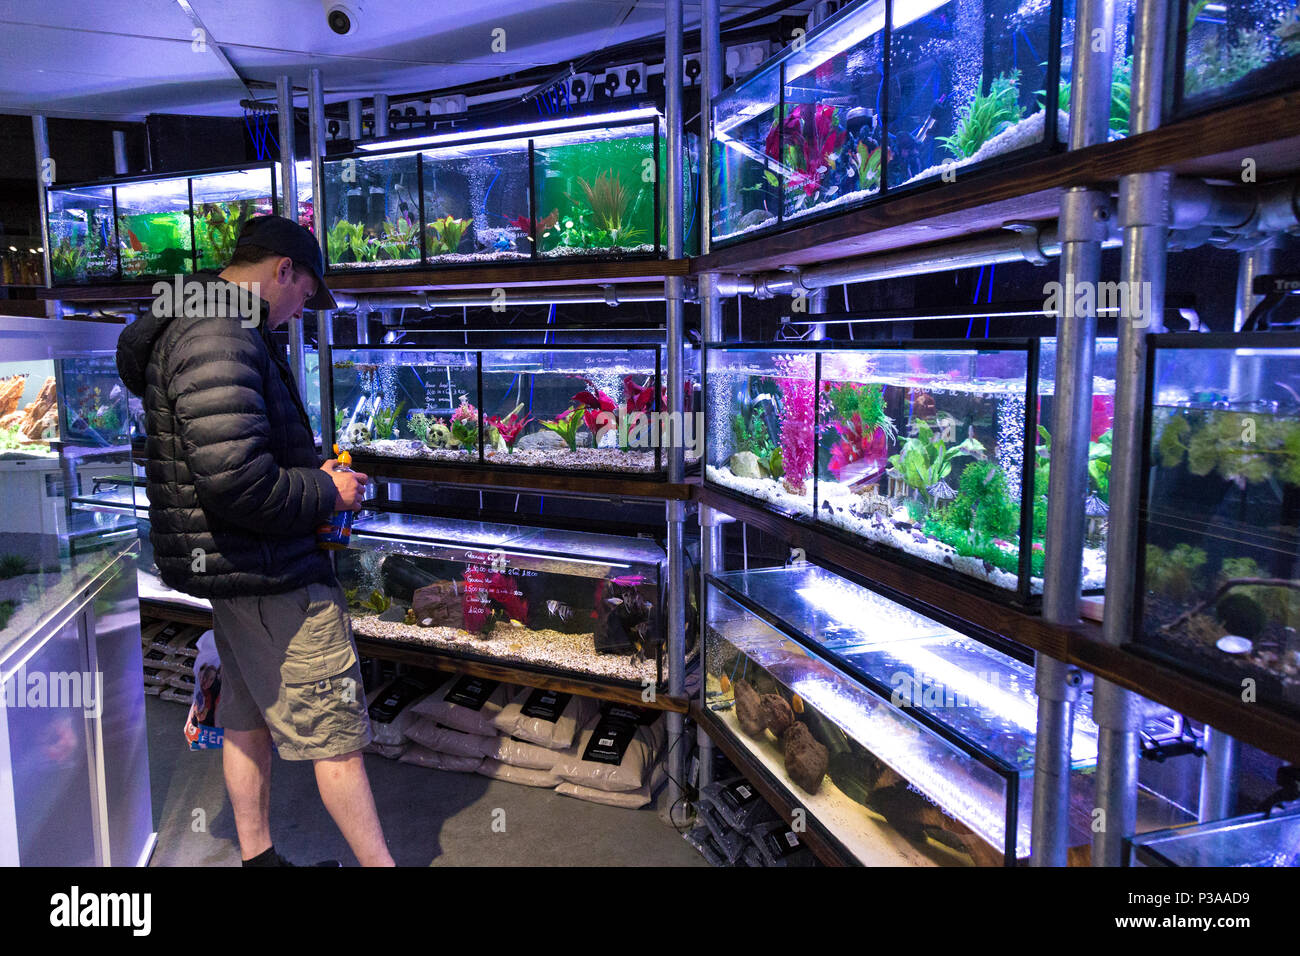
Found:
[117,216,394,867]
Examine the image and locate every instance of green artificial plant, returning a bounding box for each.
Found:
[939,70,1023,160]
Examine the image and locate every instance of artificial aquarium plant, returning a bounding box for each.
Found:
[197,201,258,267]
[406,411,454,450]
[377,217,420,260]
[1156,410,1300,486]
[571,384,618,446]
[1089,428,1113,499]
[924,462,1036,577]
[774,355,816,495]
[540,406,585,452]
[1144,543,1208,604]
[427,215,470,255]
[567,170,646,247]
[448,395,479,449]
[940,71,1023,161]
[888,419,985,507]
[765,103,846,208]
[1050,55,1132,135]
[50,237,89,278]
[371,402,405,441]
[327,219,372,263]
[822,381,896,492]
[485,404,531,453]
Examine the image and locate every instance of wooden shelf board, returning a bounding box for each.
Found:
[356,636,690,713]
[701,485,1300,763]
[355,454,699,501]
[692,90,1300,276]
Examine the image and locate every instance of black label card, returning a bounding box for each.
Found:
[761,827,803,859]
[580,705,647,765]
[444,674,499,710]
[368,674,441,723]
[521,688,571,722]
[719,781,759,813]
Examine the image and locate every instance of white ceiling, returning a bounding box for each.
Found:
[0,0,807,121]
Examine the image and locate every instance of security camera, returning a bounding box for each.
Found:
[323,2,360,36]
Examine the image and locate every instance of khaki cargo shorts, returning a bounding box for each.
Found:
[210,580,372,761]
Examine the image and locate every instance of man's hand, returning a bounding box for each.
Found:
[321,459,369,510]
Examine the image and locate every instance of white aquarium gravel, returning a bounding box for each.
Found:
[900,110,1066,189]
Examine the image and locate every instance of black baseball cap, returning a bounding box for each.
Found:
[235,214,337,311]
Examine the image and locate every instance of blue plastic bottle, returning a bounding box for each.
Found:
[317,444,355,550]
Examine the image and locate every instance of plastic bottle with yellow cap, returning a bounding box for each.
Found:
[317,444,356,550]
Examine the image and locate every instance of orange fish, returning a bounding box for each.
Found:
[791,694,804,714]
[124,228,143,252]
[719,674,731,694]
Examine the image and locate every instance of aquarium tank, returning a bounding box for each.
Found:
[0,359,60,460]
[1176,0,1300,117]
[710,0,1071,243]
[335,512,676,686]
[1127,807,1300,866]
[45,162,283,283]
[47,185,117,282]
[332,344,699,478]
[322,109,695,271]
[1133,333,1300,717]
[706,339,1119,601]
[56,353,138,447]
[704,563,1106,863]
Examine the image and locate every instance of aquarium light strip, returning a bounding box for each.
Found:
[795,581,946,641]
[355,108,662,152]
[782,0,888,83]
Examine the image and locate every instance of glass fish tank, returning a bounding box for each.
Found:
[45,162,283,283]
[0,359,60,461]
[335,512,675,687]
[191,167,276,271]
[322,109,696,271]
[47,185,117,282]
[331,344,700,478]
[56,352,139,447]
[710,0,1068,244]
[1127,807,1300,866]
[706,339,1116,602]
[1133,333,1300,717]
[703,563,1104,864]
[1176,0,1300,117]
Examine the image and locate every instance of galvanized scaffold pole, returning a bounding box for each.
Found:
[1093,0,1170,867]
[662,0,690,826]
[696,0,724,791]
[279,75,309,399]
[308,68,335,453]
[32,116,54,301]
[348,98,369,346]
[1032,0,1115,867]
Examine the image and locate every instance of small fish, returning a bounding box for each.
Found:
[545,599,574,624]
[719,674,731,693]
[124,228,143,252]
[791,694,804,714]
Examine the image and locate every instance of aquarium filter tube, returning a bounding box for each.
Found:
[355,107,662,152]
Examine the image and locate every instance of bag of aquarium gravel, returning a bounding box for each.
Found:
[683,824,730,867]
[492,687,600,749]
[367,672,445,746]
[554,705,665,793]
[748,820,817,867]
[554,763,667,809]
[699,802,747,863]
[364,740,407,759]
[146,621,188,653]
[701,776,777,831]
[476,758,562,788]
[403,718,496,759]
[400,744,483,773]
[411,675,512,736]
[742,844,764,867]
[479,734,564,771]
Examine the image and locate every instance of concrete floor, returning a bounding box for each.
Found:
[144,696,710,867]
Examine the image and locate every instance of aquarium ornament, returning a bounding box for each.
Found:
[355,107,662,152]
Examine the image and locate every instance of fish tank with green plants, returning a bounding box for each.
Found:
[1127,807,1300,866]
[705,339,1117,602]
[114,175,195,278]
[322,151,421,271]
[334,511,679,686]
[1176,0,1300,117]
[421,137,531,263]
[331,349,479,463]
[321,108,689,271]
[56,353,138,447]
[710,0,1072,243]
[332,344,699,479]
[703,563,1108,864]
[191,167,275,271]
[1133,333,1300,717]
[46,185,117,281]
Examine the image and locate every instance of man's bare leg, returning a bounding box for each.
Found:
[314,751,395,866]
[223,727,274,860]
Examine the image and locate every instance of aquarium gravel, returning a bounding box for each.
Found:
[351,613,662,683]
[901,110,1067,189]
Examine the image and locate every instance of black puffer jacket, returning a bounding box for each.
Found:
[116,274,338,598]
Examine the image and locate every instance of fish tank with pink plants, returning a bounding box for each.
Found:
[1175,0,1300,118]
[330,344,700,479]
[322,108,696,271]
[45,162,287,283]
[711,0,1069,243]
[705,339,1117,604]
[333,512,677,686]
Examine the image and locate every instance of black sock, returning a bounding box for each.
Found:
[242,846,281,867]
